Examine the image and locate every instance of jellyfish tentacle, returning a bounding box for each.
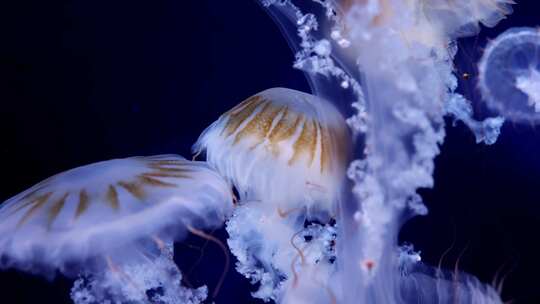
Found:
[290,242,310,288]
[289,228,308,288]
[277,206,303,218]
[187,225,229,299]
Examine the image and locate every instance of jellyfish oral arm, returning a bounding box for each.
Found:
[252,1,514,303]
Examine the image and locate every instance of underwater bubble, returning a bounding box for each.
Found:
[479,27,540,123]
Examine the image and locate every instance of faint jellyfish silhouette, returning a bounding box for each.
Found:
[0,154,232,304]
[479,27,540,123]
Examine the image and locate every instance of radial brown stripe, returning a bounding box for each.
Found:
[151,160,186,166]
[150,159,185,164]
[252,104,285,149]
[138,175,177,187]
[223,96,253,116]
[8,199,38,217]
[149,164,189,173]
[143,172,192,179]
[222,96,265,137]
[227,95,262,116]
[289,119,318,167]
[234,103,283,146]
[118,181,145,200]
[268,111,303,156]
[47,192,69,230]
[319,123,331,174]
[9,180,52,214]
[15,183,48,205]
[16,192,53,228]
[333,125,350,171]
[260,105,284,137]
[268,106,290,139]
[9,192,53,217]
[75,190,90,219]
[106,185,120,211]
[307,120,318,166]
[233,102,270,144]
[148,163,187,169]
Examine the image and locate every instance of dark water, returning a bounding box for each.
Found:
[0,1,539,303]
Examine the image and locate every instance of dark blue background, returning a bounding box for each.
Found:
[0,1,539,303]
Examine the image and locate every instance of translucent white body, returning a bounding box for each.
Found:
[479,27,540,123]
[248,1,513,303]
[194,87,350,217]
[226,201,337,302]
[70,243,208,304]
[0,154,232,272]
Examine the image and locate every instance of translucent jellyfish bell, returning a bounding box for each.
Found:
[479,27,540,123]
[419,0,514,36]
[0,154,232,303]
[193,87,351,217]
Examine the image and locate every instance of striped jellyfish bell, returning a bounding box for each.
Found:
[0,154,232,274]
[193,88,351,218]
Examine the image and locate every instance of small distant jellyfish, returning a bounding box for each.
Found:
[479,27,540,123]
[193,87,351,218]
[0,155,233,303]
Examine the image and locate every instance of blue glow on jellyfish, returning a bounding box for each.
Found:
[195,87,350,302]
[0,155,233,303]
[479,27,540,123]
[221,0,514,303]
[1,0,535,303]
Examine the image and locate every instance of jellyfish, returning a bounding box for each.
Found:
[193,87,351,219]
[0,154,233,303]
[244,0,514,303]
[0,0,523,303]
[194,87,350,302]
[479,27,540,123]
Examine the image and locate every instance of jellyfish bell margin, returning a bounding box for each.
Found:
[0,155,233,303]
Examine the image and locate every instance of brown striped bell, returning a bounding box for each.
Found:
[193,87,351,217]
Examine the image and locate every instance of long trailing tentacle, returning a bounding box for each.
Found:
[187,225,230,299]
